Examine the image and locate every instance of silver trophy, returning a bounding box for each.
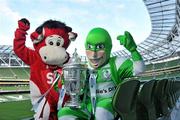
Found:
[63,49,87,108]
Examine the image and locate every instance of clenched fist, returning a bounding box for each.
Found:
[117,31,137,53]
[18,18,30,31]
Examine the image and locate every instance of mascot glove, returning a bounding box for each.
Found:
[18,18,30,31]
[117,31,137,53]
[15,29,27,39]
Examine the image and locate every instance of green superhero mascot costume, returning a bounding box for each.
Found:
[58,28,145,120]
[85,28,144,120]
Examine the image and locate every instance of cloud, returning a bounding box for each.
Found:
[116,18,137,30]
[116,4,125,9]
[0,1,22,46]
[0,1,21,20]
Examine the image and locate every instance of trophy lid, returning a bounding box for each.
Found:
[63,48,84,68]
[70,48,81,63]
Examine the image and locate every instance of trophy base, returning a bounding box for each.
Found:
[65,102,81,109]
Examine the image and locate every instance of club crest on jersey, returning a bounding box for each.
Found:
[102,69,111,80]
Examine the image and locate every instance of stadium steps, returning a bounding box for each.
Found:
[0,67,30,80]
[0,68,15,79]
[10,68,29,79]
[0,67,30,94]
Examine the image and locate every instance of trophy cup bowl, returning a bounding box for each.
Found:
[63,49,87,108]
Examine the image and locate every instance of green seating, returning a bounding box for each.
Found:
[145,64,153,71]
[10,68,29,79]
[0,67,30,80]
[0,68,15,79]
[166,59,180,68]
[112,79,180,120]
[138,80,157,120]
[112,80,140,120]
[154,79,169,116]
[165,80,180,109]
[140,76,154,81]
[154,62,166,70]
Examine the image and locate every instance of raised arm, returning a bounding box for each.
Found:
[13,18,36,65]
[117,31,145,75]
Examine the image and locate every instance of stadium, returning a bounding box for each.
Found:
[0,0,179,120]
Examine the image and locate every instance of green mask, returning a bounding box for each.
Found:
[85,27,112,60]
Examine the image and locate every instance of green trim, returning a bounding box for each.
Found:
[109,56,118,85]
[58,107,89,119]
[117,59,133,83]
[131,50,142,61]
[109,57,134,85]
[96,98,114,113]
[87,98,114,115]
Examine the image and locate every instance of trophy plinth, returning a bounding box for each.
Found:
[63,49,87,108]
[65,95,81,108]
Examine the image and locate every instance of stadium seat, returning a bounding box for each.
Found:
[10,68,29,79]
[166,80,180,109]
[112,80,140,120]
[153,79,180,119]
[138,80,157,120]
[154,79,169,117]
[0,68,15,79]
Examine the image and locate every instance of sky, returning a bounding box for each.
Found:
[0,0,151,56]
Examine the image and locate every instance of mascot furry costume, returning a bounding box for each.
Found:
[13,18,77,120]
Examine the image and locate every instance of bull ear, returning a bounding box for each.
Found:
[42,28,45,37]
[68,32,77,41]
[30,31,44,44]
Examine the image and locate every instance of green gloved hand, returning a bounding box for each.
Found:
[117,31,143,61]
[117,31,137,53]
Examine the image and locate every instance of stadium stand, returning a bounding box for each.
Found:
[0,67,29,80]
[0,49,30,97]
[138,56,180,81]
[0,0,179,119]
[0,68,14,79]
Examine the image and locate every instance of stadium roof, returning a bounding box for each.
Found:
[0,45,25,67]
[112,0,180,63]
[0,45,13,54]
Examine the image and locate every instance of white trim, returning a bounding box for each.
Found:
[133,60,145,76]
[95,107,114,120]
[58,115,78,120]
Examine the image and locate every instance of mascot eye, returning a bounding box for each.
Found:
[45,35,64,46]
[49,41,54,45]
[87,44,93,49]
[56,39,64,47]
[56,42,61,46]
[96,44,104,49]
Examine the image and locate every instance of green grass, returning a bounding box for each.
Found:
[0,100,34,120]
[0,86,29,91]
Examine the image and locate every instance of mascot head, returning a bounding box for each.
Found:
[30,20,77,67]
[85,27,112,69]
